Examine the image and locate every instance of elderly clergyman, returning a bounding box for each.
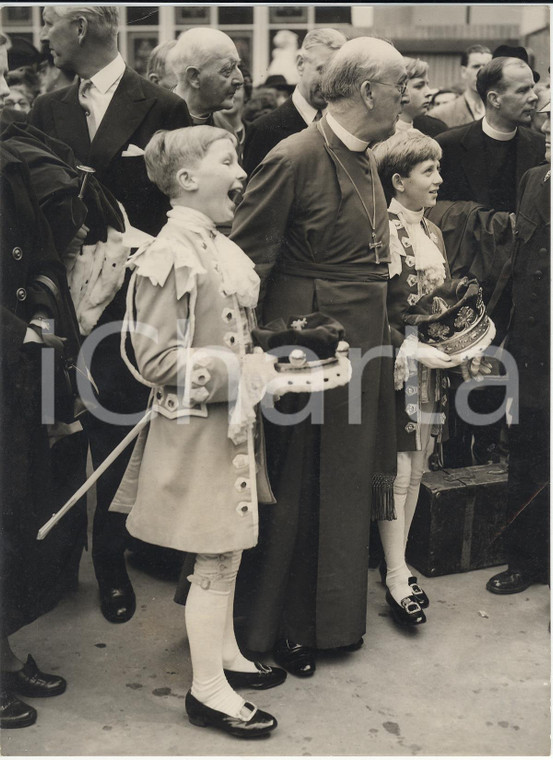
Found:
[232,38,406,677]
[169,27,244,125]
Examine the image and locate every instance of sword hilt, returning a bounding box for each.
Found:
[76,164,96,198]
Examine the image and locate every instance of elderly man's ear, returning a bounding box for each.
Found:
[176,168,198,193]
[184,65,202,90]
[360,80,376,110]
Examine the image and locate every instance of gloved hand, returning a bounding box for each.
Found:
[414,342,457,370]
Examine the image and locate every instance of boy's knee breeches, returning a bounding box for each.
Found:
[187,551,242,594]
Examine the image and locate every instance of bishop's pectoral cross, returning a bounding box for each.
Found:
[369,231,383,263]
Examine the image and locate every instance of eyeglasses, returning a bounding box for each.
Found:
[370,79,409,96]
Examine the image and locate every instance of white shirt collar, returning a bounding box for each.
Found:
[89,53,126,94]
[292,87,319,125]
[389,196,425,225]
[395,118,413,133]
[482,116,517,142]
[326,112,369,152]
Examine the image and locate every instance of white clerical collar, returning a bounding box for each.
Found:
[89,53,126,94]
[482,116,517,142]
[292,87,319,125]
[326,112,369,152]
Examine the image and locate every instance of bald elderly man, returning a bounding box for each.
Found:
[232,38,405,677]
[169,27,244,125]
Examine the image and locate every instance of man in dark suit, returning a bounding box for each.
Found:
[436,57,544,211]
[435,56,544,466]
[31,6,190,237]
[30,6,191,624]
[486,101,550,595]
[243,28,346,176]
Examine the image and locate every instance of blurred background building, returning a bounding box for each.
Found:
[0,5,549,88]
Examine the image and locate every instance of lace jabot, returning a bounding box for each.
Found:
[129,205,260,307]
[388,197,446,286]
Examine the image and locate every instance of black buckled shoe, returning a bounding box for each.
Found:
[99,583,136,623]
[385,591,426,626]
[2,655,66,698]
[224,662,287,690]
[408,576,429,608]
[486,568,541,595]
[0,691,37,729]
[185,691,277,738]
[273,639,316,678]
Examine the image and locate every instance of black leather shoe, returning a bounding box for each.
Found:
[99,583,136,623]
[224,662,287,690]
[486,568,540,595]
[408,576,429,609]
[273,639,315,678]
[385,591,426,626]
[185,691,277,738]
[2,655,66,698]
[0,691,37,729]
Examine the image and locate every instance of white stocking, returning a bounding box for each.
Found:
[221,552,257,673]
[404,422,434,554]
[185,552,251,718]
[378,451,413,604]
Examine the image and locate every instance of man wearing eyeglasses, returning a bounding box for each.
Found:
[231,38,405,677]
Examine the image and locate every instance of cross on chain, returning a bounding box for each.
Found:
[369,231,383,262]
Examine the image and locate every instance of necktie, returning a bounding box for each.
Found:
[313,110,323,122]
[78,79,97,140]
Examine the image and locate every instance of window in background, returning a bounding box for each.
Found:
[174,7,211,26]
[269,7,309,25]
[3,7,33,24]
[126,7,159,26]
[219,7,254,26]
[128,32,159,77]
[314,7,352,24]
[226,32,253,74]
